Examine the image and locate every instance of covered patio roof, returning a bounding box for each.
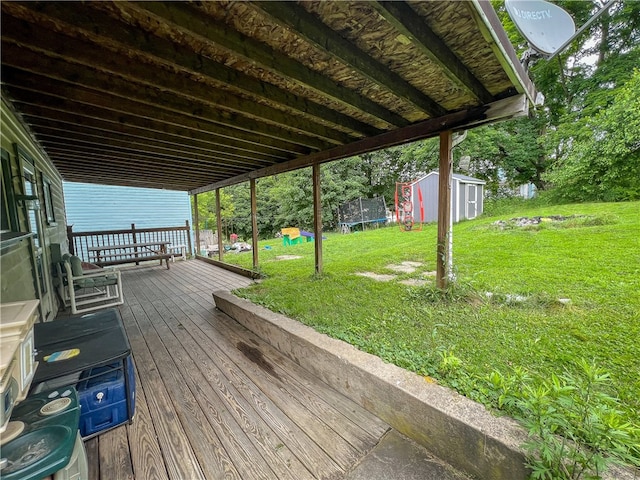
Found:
[1,1,535,193]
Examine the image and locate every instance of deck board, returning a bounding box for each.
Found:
[98,424,134,480]
[160,294,341,479]
[83,259,389,479]
[120,305,207,480]
[153,297,315,480]
[125,369,169,480]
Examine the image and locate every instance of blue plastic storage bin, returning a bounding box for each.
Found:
[76,355,135,438]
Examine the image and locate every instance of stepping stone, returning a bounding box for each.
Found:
[355,272,397,282]
[275,255,303,261]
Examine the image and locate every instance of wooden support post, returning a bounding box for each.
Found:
[131,223,140,265]
[312,163,323,275]
[215,188,224,261]
[193,194,200,256]
[185,220,192,258]
[250,178,259,270]
[67,224,74,255]
[437,131,452,290]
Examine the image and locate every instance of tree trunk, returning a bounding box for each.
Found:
[597,5,610,66]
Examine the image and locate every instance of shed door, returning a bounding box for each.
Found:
[466,184,478,219]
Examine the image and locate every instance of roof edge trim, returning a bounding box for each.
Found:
[469,0,537,104]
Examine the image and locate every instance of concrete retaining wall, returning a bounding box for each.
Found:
[214,291,529,480]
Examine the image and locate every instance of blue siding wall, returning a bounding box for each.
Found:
[63,182,192,231]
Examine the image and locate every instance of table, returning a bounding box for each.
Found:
[167,244,187,262]
[88,240,172,269]
[32,309,134,431]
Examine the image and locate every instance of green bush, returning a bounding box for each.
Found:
[488,360,640,479]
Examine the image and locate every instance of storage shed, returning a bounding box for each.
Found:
[411,171,485,223]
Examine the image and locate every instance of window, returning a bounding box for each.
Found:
[21,158,40,249]
[15,144,47,295]
[42,173,56,226]
[1,148,19,232]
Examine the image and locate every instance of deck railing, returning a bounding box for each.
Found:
[67,221,192,263]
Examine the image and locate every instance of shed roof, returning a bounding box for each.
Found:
[1,1,534,193]
[413,171,486,185]
[451,173,486,184]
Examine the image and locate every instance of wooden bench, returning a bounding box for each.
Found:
[88,241,172,269]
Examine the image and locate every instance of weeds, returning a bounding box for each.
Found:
[487,360,640,479]
[405,278,479,305]
[486,214,618,232]
[437,349,463,374]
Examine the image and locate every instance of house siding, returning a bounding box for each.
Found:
[1,98,67,320]
[0,242,37,303]
[63,182,192,232]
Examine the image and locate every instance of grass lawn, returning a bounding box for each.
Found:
[223,201,640,455]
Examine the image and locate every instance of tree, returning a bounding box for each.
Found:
[544,68,640,201]
[191,189,233,233]
[225,183,251,240]
[485,0,640,196]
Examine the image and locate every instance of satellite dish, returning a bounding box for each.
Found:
[505,0,575,56]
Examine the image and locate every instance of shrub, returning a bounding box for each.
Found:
[488,360,640,479]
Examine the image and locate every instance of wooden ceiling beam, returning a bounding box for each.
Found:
[46,149,235,179]
[48,158,218,182]
[192,94,528,194]
[26,122,277,167]
[373,1,494,104]
[51,161,216,187]
[2,65,333,152]
[1,1,384,137]
[58,169,202,191]
[49,155,228,188]
[256,1,447,118]
[8,92,306,158]
[38,139,251,176]
[131,2,411,128]
[469,1,537,103]
[32,127,269,169]
[0,36,356,146]
[20,112,279,166]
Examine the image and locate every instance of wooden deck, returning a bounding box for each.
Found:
[84,259,390,480]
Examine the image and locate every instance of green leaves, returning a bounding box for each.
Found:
[546,69,640,202]
[492,359,640,479]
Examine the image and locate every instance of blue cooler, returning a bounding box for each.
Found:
[76,355,135,438]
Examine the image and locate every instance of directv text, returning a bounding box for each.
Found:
[511,8,552,21]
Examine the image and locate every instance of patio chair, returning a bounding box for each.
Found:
[51,245,124,314]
